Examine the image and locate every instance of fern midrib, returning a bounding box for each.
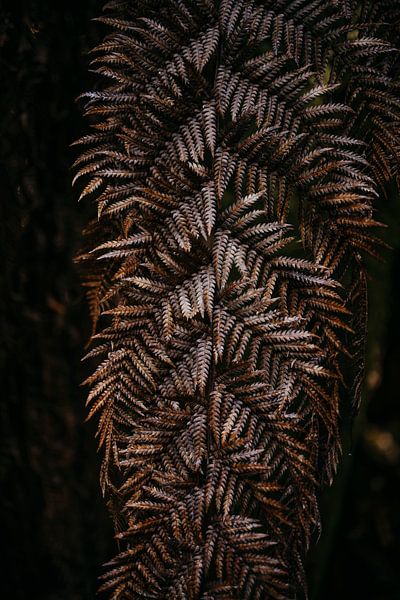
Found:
[199,13,223,590]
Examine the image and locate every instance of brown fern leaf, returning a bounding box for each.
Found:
[74,1,400,598]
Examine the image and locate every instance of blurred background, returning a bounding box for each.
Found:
[1,1,399,598]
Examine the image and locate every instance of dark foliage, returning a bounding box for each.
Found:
[74,1,400,598]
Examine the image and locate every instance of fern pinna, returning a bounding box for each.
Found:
[73,1,400,598]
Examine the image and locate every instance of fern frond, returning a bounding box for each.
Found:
[75,1,400,597]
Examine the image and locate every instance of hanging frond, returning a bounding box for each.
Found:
[74,0,400,598]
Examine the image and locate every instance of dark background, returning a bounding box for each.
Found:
[1,2,399,598]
